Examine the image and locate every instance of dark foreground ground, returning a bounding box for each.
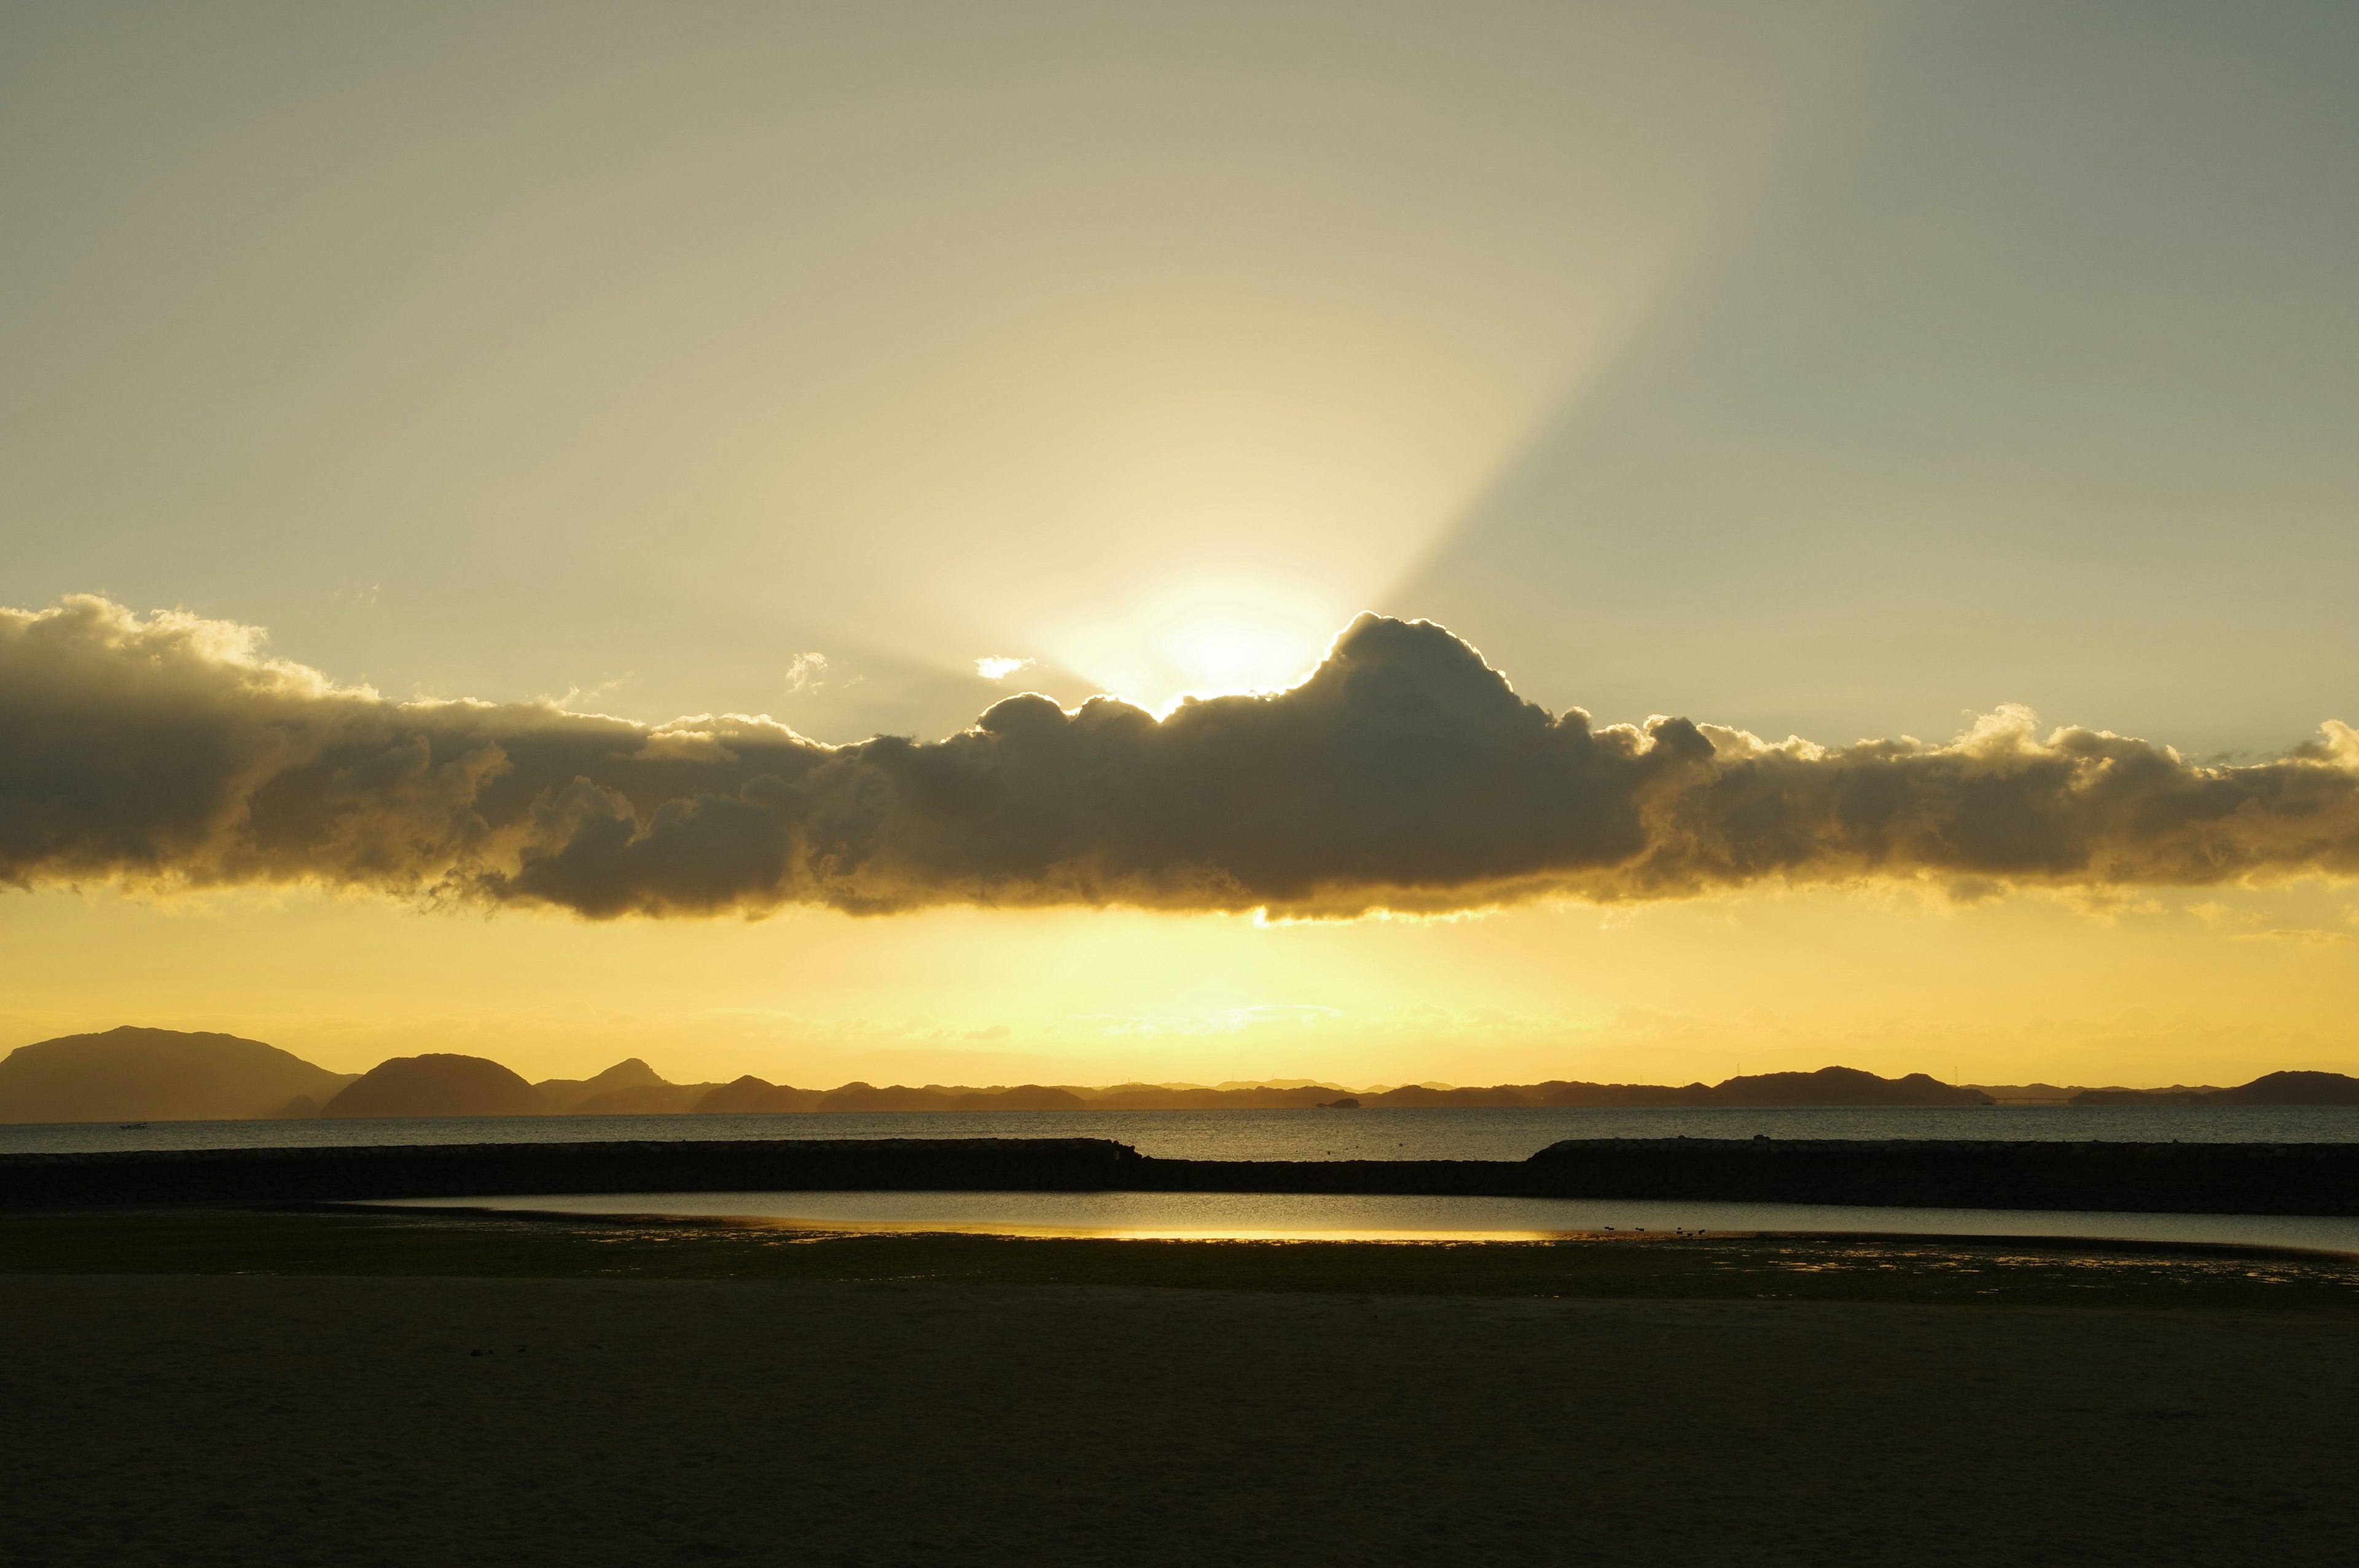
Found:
[2,1210,2355,1566]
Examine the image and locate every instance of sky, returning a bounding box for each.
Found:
[3,0,2355,1088]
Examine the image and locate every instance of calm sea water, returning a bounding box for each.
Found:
[10,1103,2359,1160]
[383,1188,2359,1254]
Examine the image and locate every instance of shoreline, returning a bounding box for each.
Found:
[9,1134,2359,1215]
[6,1204,2357,1313]
[369,1200,2359,1260]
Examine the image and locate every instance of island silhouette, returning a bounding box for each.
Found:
[0,1027,358,1124]
[4,1026,2355,1125]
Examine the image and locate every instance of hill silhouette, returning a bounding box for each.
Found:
[2072,1071,2359,1107]
[8,1025,2349,1124]
[571,1081,720,1114]
[534,1057,665,1112]
[0,1026,358,1124]
[1709,1067,1994,1107]
[534,1060,733,1114]
[322,1054,546,1118]
[1346,1067,1993,1109]
[2218,1071,2359,1105]
[694,1080,1101,1113]
[695,1075,826,1114]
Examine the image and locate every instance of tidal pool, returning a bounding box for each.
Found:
[380,1188,2359,1252]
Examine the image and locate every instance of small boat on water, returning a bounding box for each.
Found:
[117,1121,148,1130]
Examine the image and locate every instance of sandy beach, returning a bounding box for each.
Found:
[4,1270,2354,1567]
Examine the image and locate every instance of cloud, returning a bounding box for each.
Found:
[2228,928,2353,947]
[4,596,2358,921]
[974,656,1032,681]
[784,652,828,692]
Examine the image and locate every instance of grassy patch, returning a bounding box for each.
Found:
[1,1207,2353,1311]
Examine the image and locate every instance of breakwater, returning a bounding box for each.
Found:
[0,1138,1137,1209]
[4,1136,2357,1215]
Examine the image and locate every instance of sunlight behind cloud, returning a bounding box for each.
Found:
[1046,577,1341,711]
[706,11,1871,739]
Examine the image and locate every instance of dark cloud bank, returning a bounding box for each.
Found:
[4,596,2356,919]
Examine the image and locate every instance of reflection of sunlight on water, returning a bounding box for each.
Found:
[383,1190,2359,1255]
[1093,1228,1555,1242]
[795,1225,1580,1242]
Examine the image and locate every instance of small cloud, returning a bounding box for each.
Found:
[785,652,828,692]
[963,1023,1010,1040]
[2230,928,2352,946]
[542,673,632,712]
[2052,887,2163,922]
[975,656,1033,681]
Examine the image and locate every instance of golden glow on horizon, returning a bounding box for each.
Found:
[4,878,2351,1091]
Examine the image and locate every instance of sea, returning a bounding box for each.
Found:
[18,1105,2359,1252]
[378,1187,2359,1255]
[10,1102,2359,1160]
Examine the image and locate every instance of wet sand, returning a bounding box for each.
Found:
[3,1271,2354,1566]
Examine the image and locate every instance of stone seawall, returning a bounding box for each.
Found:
[1514,1138,2359,1215]
[0,1138,1144,1209]
[4,1136,2357,1215]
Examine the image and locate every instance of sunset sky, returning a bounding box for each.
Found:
[4,1,2355,1088]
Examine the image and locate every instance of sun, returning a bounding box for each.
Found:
[1160,607,1314,695]
[1044,577,1341,712]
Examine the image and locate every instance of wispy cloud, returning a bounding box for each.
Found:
[974,656,1033,681]
[2229,928,2353,946]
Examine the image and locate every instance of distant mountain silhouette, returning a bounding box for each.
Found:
[2217,1071,2359,1106]
[321,1053,545,1118]
[536,1058,665,1113]
[1355,1067,1993,1109]
[16,1027,2342,1123]
[695,1075,824,1113]
[533,1059,728,1115]
[694,1079,1093,1113]
[2072,1071,2359,1107]
[1709,1067,1995,1107]
[812,1082,959,1112]
[641,1066,1995,1114]
[0,1026,358,1125]
[1080,1083,1341,1109]
[954,1083,1088,1110]
[572,1082,719,1114]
